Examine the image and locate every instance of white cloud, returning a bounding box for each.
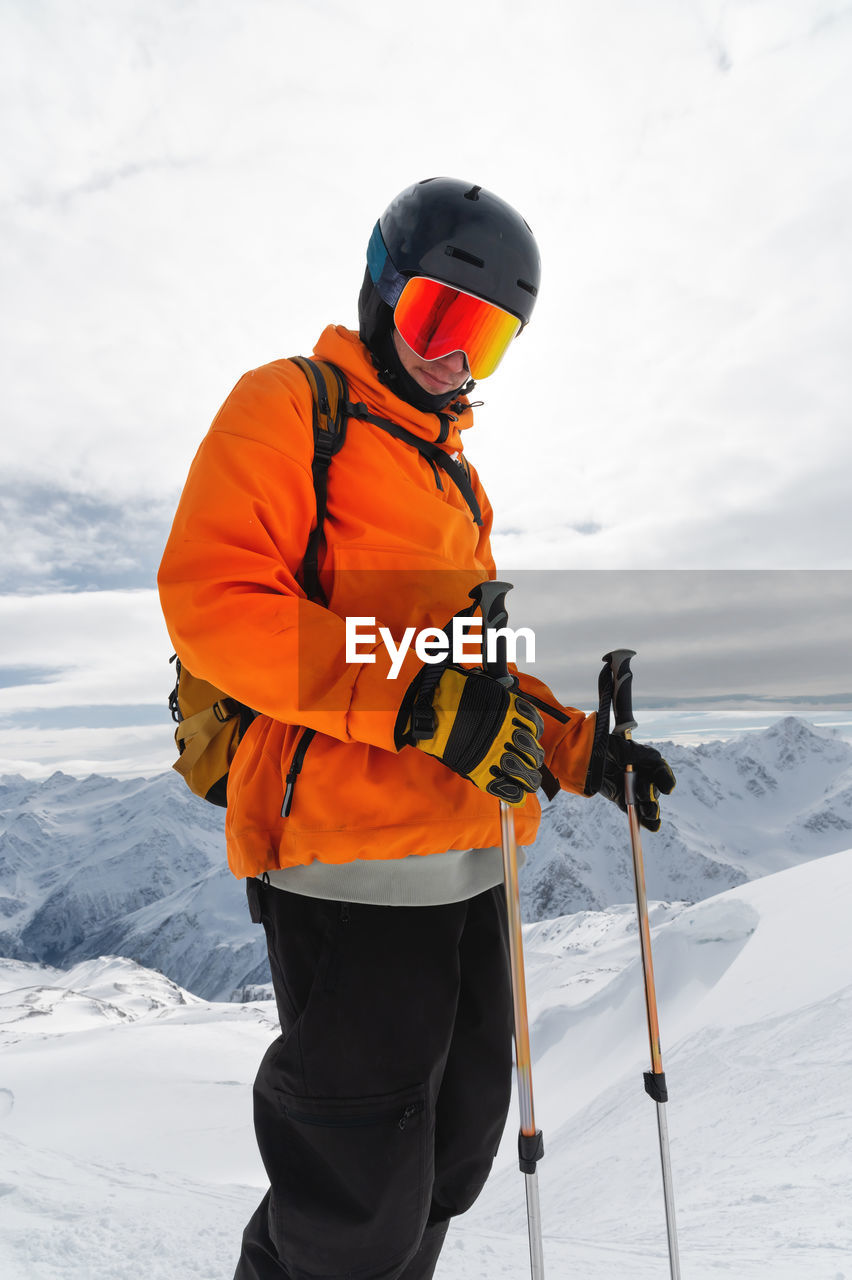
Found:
[0,482,170,591]
[0,0,848,570]
[0,590,170,711]
[0,723,172,780]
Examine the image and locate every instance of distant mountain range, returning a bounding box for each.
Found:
[1,717,849,1001]
[0,771,264,1003]
[526,715,852,918]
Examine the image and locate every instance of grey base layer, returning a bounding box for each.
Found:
[259,845,524,907]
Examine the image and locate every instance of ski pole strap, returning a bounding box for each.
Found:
[644,1070,669,1104]
[583,659,613,796]
[518,1128,545,1174]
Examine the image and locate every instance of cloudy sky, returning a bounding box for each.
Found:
[2,0,851,776]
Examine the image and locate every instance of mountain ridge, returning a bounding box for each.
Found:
[1,716,850,1000]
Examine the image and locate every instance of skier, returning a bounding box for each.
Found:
[158,177,675,1280]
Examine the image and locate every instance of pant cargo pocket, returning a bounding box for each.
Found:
[270,1084,431,1279]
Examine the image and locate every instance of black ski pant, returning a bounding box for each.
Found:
[234,877,514,1280]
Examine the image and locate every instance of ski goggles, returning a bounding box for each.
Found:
[393,276,521,380]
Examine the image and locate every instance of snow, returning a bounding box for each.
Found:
[0,956,274,1279]
[461,852,852,1278]
[1,853,850,1277]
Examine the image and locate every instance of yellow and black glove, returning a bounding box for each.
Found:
[402,665,545,806]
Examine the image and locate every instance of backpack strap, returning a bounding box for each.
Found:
[173,697,240,778]
[290,356,350,604]
[345,401,483,527]
[289,358,483,605]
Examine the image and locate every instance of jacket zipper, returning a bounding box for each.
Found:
[281,728,317,817]
[397,1102,423,1131]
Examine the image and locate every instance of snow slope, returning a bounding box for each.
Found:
[462,850,852,1278]
[0,852,850,1278]
[0,956,275,1279]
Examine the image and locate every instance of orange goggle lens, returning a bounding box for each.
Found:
[394,277,521,380]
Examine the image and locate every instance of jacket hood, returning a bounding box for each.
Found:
[313,325,473,455]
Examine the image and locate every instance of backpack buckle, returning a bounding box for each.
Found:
[313,428,336,461]
[410,703,436,741]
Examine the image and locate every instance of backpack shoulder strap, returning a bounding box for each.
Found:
[288,358,482,604]
[290,356,350,604]
[345,401,483,527]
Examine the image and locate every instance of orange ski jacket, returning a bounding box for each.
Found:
[158,325,596,879]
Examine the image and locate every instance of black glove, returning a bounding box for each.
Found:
[597,735,676,832]
[403,665,545,806]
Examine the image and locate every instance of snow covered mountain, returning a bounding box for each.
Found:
[0,771,268,1002]
[1,717,850,1001]
[1,850,850,1278]
[526,715,852,918]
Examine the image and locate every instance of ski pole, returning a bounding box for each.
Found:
[603,649,681,1280]
[470,581,545,1280]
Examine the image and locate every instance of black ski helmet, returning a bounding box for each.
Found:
[370,177,540,326]
[359,177,540,409]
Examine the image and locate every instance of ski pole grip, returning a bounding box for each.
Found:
[603,648,638,737]
[469,580,514,686]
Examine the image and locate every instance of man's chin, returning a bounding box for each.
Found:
[417,370,464,395]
